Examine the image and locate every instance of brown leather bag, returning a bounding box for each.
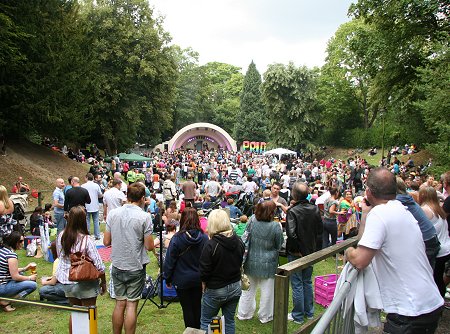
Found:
[69,236,101,282]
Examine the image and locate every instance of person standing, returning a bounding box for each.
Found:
[181,174,197,207]
[103,179,127,222]
[286,182,323,324]
[64,177,91,212]
[270,182,288,216]
[162,174,177,209]
[419,186,450,298]
[346,168,443,333]
[81,173,103,240]
[322,187,340,248]
[237,200,284,324]
[103,182,154,334]
[163,207,208,329]
[205,176,222,202]
[199,209,244,333]
[53,178,66,235]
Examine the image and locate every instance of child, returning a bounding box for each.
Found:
[234,215,248,238]
[43,203,54,228]
[225,197,242,219]
[29,207,43,236]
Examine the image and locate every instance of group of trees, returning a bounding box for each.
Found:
[1,0,448,169]
[1,0,177,153]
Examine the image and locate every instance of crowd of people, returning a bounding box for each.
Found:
[0,146,449,333]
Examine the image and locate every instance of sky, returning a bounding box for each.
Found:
[149,0,355,73]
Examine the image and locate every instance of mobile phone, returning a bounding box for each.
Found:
[364,197,371,206]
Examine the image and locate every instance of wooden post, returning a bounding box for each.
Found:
[273,273,289,334]
[38,191,43,207]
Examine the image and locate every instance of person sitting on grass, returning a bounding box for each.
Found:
[29,206,44,236]
[39,241,69,305]
[0,231,37,312]
[152,220,177,267]
[234,215,248,238]
[226,198,242,219]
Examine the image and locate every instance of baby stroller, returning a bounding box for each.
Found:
[10,193,29,234]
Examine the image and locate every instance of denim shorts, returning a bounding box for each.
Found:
[62,280,100,299]
[111,266,146,301]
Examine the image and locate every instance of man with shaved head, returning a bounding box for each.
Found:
[53,178,66,234]
[64,176,91,213]
[346,168,443,332]
[286,181,323,324]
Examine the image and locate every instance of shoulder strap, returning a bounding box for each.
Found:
[80,235,88,254]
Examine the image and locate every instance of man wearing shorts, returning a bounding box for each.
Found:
[104,182,154,334]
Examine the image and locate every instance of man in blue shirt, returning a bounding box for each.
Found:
[52,178,66,235]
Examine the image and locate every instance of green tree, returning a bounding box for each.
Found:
[82,0,177,152]
[261,62,321,148]
[320,20,383,131]
[234,61,267,145]
[0,1,93,142]
[198,62,243,134]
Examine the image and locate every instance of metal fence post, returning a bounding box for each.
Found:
[273,273,290,334]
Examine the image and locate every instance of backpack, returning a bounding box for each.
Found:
[141,275,158,299]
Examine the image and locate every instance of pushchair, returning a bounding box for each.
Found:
[10,193,29,234]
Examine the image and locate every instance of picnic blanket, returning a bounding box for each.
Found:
[97,246,112,262]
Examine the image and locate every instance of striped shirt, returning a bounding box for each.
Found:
[56,233,105,285]
[0,247,17,284]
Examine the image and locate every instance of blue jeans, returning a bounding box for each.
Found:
[288,255,314,321]
[39,282,69,305]
[0,280,37,298]
[200,281,241,334]
[86,211,100,238]
[54,212,66,235]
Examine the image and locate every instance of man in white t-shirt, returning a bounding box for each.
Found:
[113,172,127,194]
[103,179,127,221]
[82,173,103,240]
[205,176,222,202]
[346,168,443,333]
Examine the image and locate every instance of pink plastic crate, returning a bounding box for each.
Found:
[314,274,339,307]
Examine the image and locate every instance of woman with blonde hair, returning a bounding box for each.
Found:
[0,185,13,214]
[419,186,450,297]
[0,185,16,241]
[237,200,284,324]
[199,209,244,334]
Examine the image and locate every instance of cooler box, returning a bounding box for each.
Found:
[315,274,339,307]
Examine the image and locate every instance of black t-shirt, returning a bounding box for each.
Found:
[64,187,91,212]
[443,195,450,236]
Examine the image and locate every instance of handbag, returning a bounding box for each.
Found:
[69,236,101,282]
[240,216,254,291]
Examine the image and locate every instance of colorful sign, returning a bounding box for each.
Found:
[242,141,267,153]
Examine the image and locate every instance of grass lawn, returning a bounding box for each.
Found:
[0,226,339,334]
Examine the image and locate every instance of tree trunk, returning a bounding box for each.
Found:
[103,135,112,157]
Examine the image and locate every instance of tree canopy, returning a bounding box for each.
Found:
[1,0,448,170]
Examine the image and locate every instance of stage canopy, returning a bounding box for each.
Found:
[105,152,152,162]
[263,148,297,159]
